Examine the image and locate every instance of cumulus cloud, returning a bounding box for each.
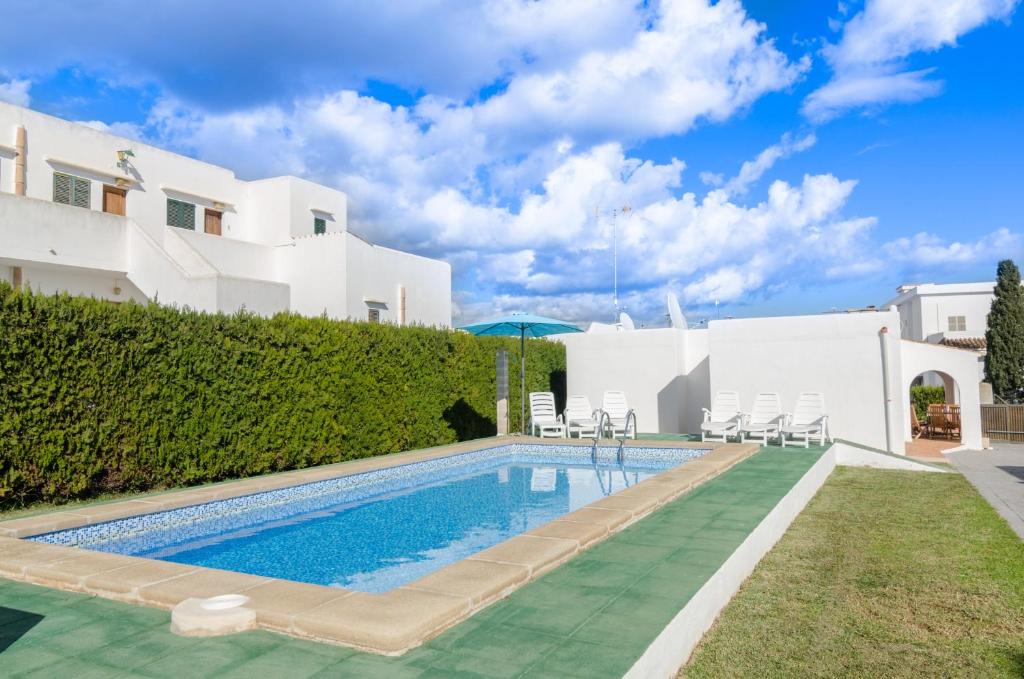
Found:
[0,0,642,107]
[453,0,809,150]
[10,0,1015,325]
[804,0,1019,121]
[0,78,30,106]
[883,228,1021,266]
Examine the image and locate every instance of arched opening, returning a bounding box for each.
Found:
[907,369,961,459]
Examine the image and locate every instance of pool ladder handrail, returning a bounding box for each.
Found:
[615,410,638,464]
[592,409,636,465]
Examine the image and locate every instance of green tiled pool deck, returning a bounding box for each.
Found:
[0,445,826,678]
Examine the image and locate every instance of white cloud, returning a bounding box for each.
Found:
[454,0,808,150]
[720,132,817,196]
[53,0,1020,325]
[804,0,1019,121]
[0,78,30,106]
[882,228,1021,266]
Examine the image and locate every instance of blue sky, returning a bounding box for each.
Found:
[2,0,1021,325]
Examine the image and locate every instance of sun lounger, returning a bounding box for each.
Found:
[739,392,783,445]
[701,390,742,442]
[529,391,566,437]
[563,395,600,438]
[780,392,830,448]
[601,391,636,439]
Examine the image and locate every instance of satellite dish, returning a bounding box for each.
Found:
[666,293,687,329]
[618,311,635,331]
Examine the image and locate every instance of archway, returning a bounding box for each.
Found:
[907,369,961,459]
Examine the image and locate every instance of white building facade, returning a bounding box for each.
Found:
[886,282,993,345]
[885,282,993,388]
[0,102,451,326]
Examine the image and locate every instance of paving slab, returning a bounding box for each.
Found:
[947,443,1024,539]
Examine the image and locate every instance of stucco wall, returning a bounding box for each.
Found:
[563,328,691,434]
[709,311,903,452]
[345,234,452,327]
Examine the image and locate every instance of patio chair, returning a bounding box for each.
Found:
[529,392,565,438]
[739,392,784,445]
[563,395,600,439]
[927,403,948,440]
[601,391,637,439]
[780,392,830,448]
[945,404,962,440]
[700,390,742,443]
[910,407,924,439]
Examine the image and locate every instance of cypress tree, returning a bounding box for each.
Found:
[985,259,1024,400]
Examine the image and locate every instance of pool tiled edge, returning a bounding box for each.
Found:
[0,437,757,655]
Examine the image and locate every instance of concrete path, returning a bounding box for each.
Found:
[947,443,1024,540]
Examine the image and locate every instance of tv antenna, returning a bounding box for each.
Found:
[595,204,632,321]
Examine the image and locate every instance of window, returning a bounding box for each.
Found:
[947,315,966,332]
[314,217,326,235]
[53,172,90,209]
[167,198,196,230]
[368,308,380,324]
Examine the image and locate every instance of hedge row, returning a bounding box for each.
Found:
[0,284,565,507]
[910,385,946,420]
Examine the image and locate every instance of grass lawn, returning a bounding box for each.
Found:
[683,467,1024,678]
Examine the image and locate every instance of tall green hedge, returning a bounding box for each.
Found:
[910,385,946,420]
[0,284,565,507]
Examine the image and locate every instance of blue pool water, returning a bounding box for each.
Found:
[35,444,705,592]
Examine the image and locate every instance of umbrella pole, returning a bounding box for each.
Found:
[520,330,526,435]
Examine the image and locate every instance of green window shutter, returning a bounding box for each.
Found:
[314,217,326,235]
[53,172,90,208]
[167,199,195,230]
[53,172,72,204]
[71,176,91,209]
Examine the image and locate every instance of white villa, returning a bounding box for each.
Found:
[0,102,451,326]
[887,281,993,348]
[886,281,994,390]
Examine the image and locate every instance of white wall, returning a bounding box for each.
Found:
[345,234,452,327]
[279,234,349,318]
[709,311,903,452]
[563,328,690,433]
[16,264,147,304]
[0,193,127,273]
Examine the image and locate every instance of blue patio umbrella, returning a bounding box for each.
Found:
[459,313,583,434]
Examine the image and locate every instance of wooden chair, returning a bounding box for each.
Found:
[910,408,924,439]
[945,405,962,440]
[927,403,948,439]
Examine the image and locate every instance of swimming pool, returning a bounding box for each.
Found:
[34,443,705,592]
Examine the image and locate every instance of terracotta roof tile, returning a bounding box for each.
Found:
[939,336,986,350]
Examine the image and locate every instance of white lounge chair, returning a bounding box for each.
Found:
[529,391,566,438]
[739,392,784,445]
[563,395,600,438]
[701,391,742,442]
[601,391,636,439]
[780,392,830,448]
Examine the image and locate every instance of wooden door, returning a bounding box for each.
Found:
[204,209,222,236]
[102,185,127,216]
